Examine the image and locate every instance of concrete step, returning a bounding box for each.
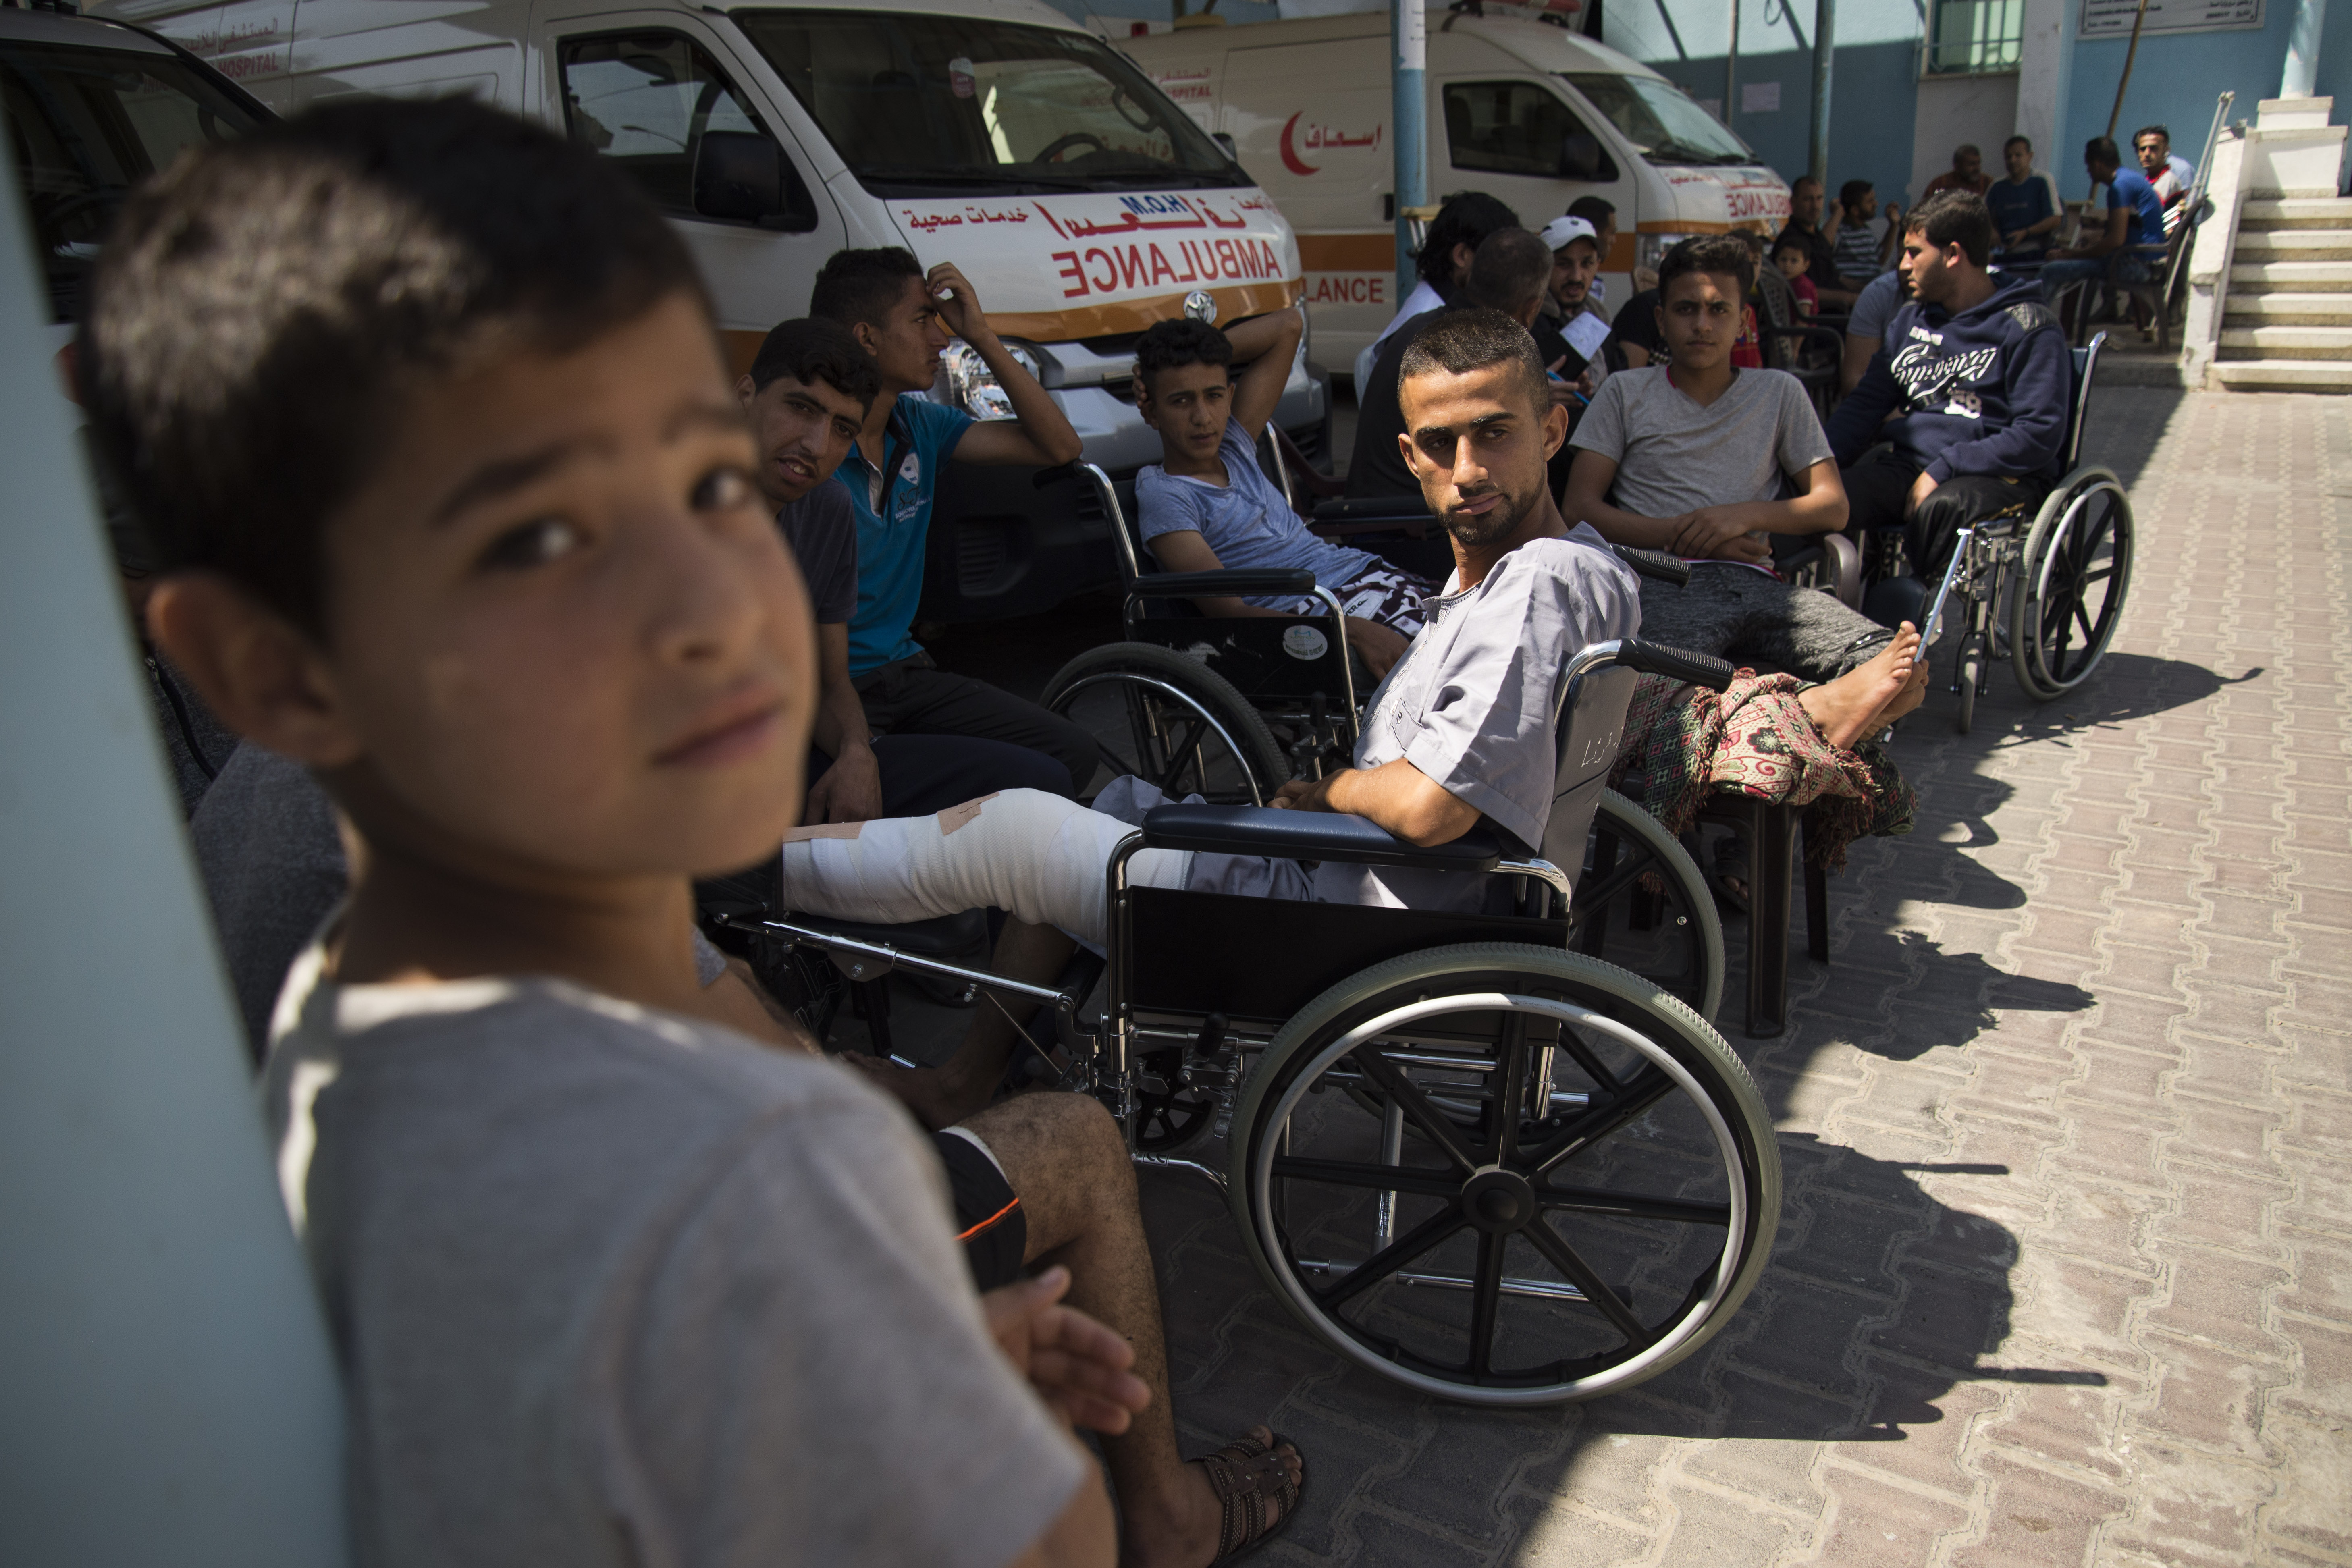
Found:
[2240,197,2352,230]
[2234,229,2352,261]
[2223,292,2352,324]
[2209,358,2352,393]
[2231,260,2352,291]
[2220,325,2352,358]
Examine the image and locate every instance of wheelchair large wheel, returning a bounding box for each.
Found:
[2010,467,2133,699]
[1042,642,1289,805]
[1228,944,1779,1406]
[1578,791,1725,1024]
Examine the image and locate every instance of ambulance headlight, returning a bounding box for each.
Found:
[941,340,1043,420]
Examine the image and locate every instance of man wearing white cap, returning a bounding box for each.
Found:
[1537,214,1611,378]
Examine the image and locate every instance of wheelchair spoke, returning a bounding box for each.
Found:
[1528,1067,1673,1178]
[1269,1155,1465,1200]
[1523,1219,1651,1345]
[1535,1185,1731,1225]
[1573,844,1658,916]
[1489,1011,1531,1165]
[1350,1047,1483,1176]
[1466,1230,1505,1375]
[1313,1204,1467,1311]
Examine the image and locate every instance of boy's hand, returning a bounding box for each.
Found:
[804,743,884,824]
[1271,775,1340,813]
[1343,617,1411,682]
[981,1267,1149,1435]
[1904,469,1940,518]
[1669,507,1772,563]
[927,262,994,346]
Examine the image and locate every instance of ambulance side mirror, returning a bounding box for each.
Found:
[1213,131,1239,161]
[1559,131,1607,181]
[694,131,814,231]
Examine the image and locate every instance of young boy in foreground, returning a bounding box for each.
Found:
[90,98,1144,1566]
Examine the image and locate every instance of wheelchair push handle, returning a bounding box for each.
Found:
[1617,638,1737,692]
[1607,544,1692,588]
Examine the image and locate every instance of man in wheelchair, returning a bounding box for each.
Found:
[1828,190,2071,623]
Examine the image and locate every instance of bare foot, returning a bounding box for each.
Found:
[1798,623,1922,749]
[838,1052,991,1131]
[1877,646,1932,727]
[1124,1426,1304,1568]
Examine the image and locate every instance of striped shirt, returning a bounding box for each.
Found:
[1833,220,1881,283]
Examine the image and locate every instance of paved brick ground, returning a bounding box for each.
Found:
[1132,388,2352,1565]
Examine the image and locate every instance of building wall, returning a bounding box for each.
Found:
[1912,70,2020,201]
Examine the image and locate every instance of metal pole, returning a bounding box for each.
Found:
[1808,0,1835,191]
[2282,0,2326,95]
[1393,0,1427,306]
[0,164,349,1564]
[1725,0,1739,130]
[2105,0,2152,137]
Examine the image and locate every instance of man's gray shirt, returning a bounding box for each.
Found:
[774,479,859,626]
[265,960,1085,1567]
[1569,366,1832,523]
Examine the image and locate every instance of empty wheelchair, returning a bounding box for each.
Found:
[1863,332,2136,735]
[709,636,1781,1406]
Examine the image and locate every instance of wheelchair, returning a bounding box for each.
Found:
[1031,463,1727,1023]
[708,635,1779,1406]
[1860,332,2136,735]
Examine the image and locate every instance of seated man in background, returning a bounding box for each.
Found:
[1831,191,2069,619]
[1353,189,1520,387]
[1781,177,1857,311]
[2135,124,2191,233]
[1831,180,1897,291]
[1535,214,1611,377]
[1348,227,1574,502]
[1840,265,1906,393]
[2040,137,2169,301]
[102,96,1146,1568]
[1565,194,1633,307]
[1987,135,2064,266]
[1133,307,1428,680]
[737,316,1072,821]
[1923,143,1993,198]
[1566,235,1895,684]
[811,247,1101,795]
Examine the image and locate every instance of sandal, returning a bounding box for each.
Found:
[1198,1429,1305,1564]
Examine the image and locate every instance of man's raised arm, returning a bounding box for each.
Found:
[1223,305,1305,443]
[931,261,1084,467]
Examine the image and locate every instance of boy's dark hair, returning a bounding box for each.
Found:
[2005,133,2033,154]
[1417,191,1522,286]
[1397,307,1546,420]
[2085,135,2122,168]
[1769,229,1811,258]
[2133,124,2171,146]
[1131,317,1232,398]
[809,247,924,333]
[1906,190,1996,265]
[747,317,882,407]
[1460,226,1552,316]
[1657,235,1754,301]
[1839,179,1873,212]
[80,96,701,640]
[1565,194,1615,228]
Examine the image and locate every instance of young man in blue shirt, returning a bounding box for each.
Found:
[812,248,1099,794]
[2041,136,2169,295]
[1986,135,2064,265]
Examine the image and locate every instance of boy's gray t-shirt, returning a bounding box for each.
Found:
[1569,366,1833,522]
[265,957,1085,1568]
[773,478,859,626]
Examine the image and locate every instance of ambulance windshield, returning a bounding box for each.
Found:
[737,12,1241,193]
[1562,73,1756,166]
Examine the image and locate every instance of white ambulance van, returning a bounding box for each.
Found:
[1118,6,1789,380]
[89,0,1321,620]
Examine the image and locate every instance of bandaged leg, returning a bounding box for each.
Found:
[777,789,1195,949]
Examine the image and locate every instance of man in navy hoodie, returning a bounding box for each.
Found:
[1830,190,2069,610]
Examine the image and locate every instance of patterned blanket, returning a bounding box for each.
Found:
[1613,672,1915,871]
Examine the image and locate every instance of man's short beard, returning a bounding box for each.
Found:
[1441,478,1540,546]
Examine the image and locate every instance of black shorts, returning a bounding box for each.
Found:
[933,1128,1027,1291]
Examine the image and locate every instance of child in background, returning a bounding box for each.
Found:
[1772,231,1821,316]
[88,96,1144,1567]
[1132,309,1432,681]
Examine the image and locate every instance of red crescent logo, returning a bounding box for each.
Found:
[1279,112,1319,177]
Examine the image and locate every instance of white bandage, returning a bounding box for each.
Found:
[777,789,1194,949]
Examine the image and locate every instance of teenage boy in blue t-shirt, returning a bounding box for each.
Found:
[1986,135,2064,264]
[2042,136,2170,295]
[811,248,1099,794]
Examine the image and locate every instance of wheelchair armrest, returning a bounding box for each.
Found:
[1310,495,1435,524]
[1129,569,1321,600]
[1139,804,1505,872]
[1607,544,1691,586]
